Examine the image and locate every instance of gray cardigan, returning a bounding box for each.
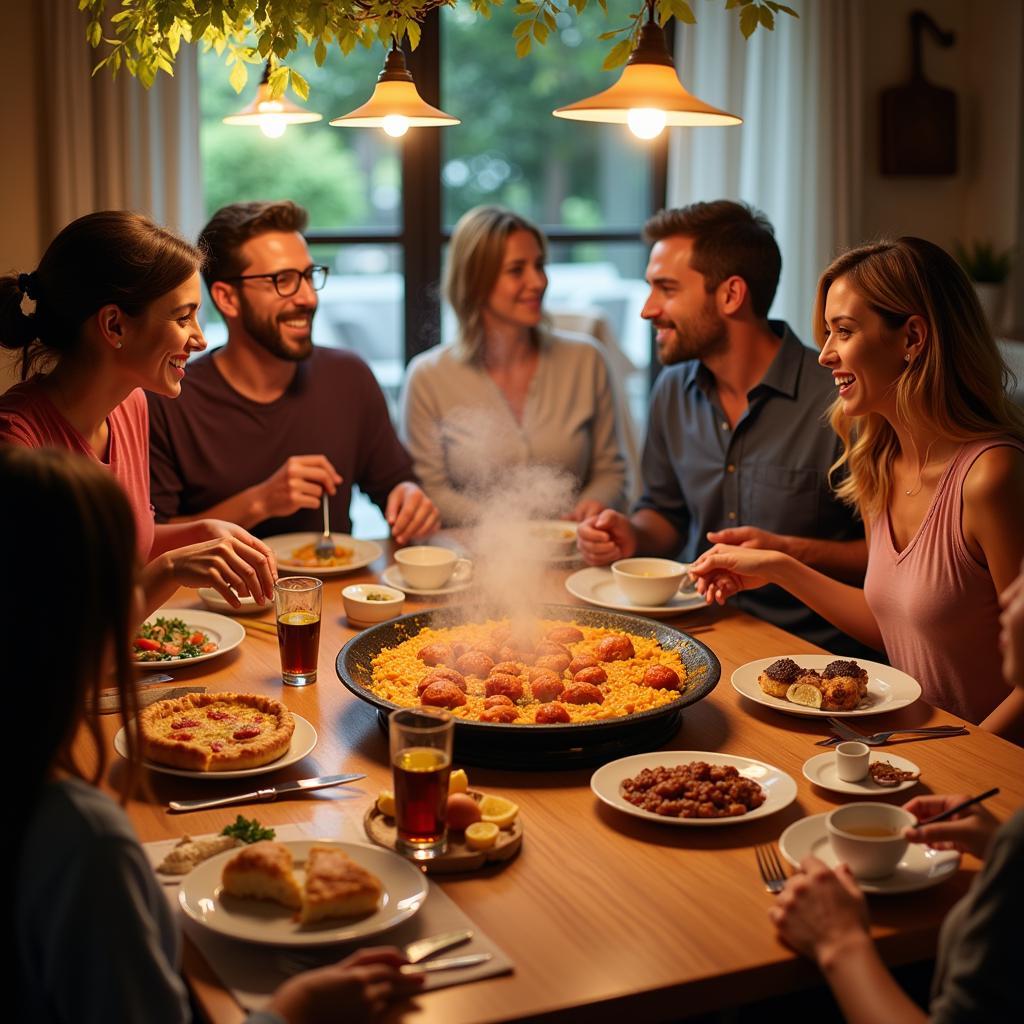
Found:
[400,329,627,525]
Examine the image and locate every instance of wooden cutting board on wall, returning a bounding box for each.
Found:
[880,10,957,176]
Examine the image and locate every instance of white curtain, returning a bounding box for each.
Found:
[41,0,204,240]
[668,1,864,342]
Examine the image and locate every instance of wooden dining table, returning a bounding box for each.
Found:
[91,542,1024,1023]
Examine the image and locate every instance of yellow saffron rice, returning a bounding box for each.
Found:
[370,618,695,723]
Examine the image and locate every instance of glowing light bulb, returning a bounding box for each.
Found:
[259,119,287,139]
[627,108,666,140]
[382,115,410,138]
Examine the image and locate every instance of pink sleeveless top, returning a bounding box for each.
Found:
[864,438,1024,724]
[0,378,155,559]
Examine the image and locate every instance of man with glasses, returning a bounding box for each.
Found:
[147,200,439,542]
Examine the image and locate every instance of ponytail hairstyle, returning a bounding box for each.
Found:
[815,236,1024,519]
[1,210,203,379]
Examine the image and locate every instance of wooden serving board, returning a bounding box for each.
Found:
[363,793,523,874]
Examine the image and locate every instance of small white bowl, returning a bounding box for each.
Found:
[611,557,689,606]
[342,584,405,627]
[826,802,915,879]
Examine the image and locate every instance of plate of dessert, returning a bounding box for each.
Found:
[265,533,384,576]
[590,751,798,827]
[178,839,428,945]
[731,656,921,718]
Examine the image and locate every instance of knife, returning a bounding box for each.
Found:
[168,773,366,812]
[405,929,474,964]
[400,953,492,975]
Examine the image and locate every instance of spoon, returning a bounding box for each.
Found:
[314,493,334,561]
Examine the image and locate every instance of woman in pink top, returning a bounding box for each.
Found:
[690,237,1024,738]
[0,211,276,614]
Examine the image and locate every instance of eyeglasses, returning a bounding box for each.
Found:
[222,265,330,297]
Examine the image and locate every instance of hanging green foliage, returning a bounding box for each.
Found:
[81,0,797,97]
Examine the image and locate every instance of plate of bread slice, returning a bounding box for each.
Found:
[178,839,428,945]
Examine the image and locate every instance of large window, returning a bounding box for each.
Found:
[198,11,668,529]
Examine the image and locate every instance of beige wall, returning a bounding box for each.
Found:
[859,0,1023,333]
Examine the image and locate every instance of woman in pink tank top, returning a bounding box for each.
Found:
[0,212,276,615]
[691,237,1024,738]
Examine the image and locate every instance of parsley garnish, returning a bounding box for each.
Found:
[221,815,276,844]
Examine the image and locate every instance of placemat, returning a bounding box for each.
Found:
[144,819,513,1013]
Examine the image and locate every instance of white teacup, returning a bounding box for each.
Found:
[826,802,915,879]
[611,557,690,606]
[835,741,871,782]
[394,546,473,590]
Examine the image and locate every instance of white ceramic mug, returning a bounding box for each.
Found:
[835,741,871,782]
[826,802,914,879]
[394,546,473,590]
[611,557,689,606]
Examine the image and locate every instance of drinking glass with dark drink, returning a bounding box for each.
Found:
[389,708,453,860]
[273,576,322,686]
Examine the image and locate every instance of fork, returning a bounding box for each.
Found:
[755,844,788,894]
[314,493,334,561]
[817,717,968,747]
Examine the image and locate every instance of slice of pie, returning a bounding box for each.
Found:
[300,844,383,925]
[137,692,295,771]
[221,841,303,910]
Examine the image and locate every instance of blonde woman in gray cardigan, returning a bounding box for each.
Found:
[401,206,627,526]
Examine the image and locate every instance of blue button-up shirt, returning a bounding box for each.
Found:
[636,322,868,654]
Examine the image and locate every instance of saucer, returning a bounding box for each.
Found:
[381,564,473,597]
[802,752,921,796]
[564,567,706,619]
[778,812,960,894]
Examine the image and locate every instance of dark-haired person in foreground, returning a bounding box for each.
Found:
[10,446,419,1024]
[578,201,871,656]
[147,200,438,543]
[767,558,1024,1022]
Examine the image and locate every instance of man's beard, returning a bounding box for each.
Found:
[239,298,315,363]
[655,301,728,366]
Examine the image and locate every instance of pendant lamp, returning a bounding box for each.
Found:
[222,62,322,138]
[330,39,460,137]
[553,4,741,139]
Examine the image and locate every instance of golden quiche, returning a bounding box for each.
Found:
[137,692,295,771]
[300,844,383,925]
[221,841,303,909]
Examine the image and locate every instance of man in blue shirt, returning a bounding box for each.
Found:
[578,201,870,654]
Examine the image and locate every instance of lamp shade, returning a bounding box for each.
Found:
[330,44,459,130]
[223,84,322,129]
[553,17,740,129]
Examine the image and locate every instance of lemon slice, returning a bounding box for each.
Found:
[787,682,823,709]
[465,821,499,850]
[478,794,519,829]
[448,768,469,794]
[375,790,396,817]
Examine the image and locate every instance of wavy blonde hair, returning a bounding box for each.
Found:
[814,237,1024,520]
[444,205,548,362]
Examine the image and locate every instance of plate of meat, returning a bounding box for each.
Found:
[590,751,797,827]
